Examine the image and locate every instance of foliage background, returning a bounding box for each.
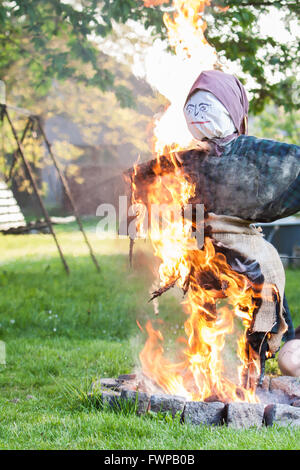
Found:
[0,1,299,200]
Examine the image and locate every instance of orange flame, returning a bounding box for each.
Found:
[133,160,262,402]
[135,0,261,403]
[163,0,212,59]
[148,0,218,155]
[143,0,170,6]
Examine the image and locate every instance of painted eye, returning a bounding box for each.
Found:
[199,103,210,112]
[186,104,194,114]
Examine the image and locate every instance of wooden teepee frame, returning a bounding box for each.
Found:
[0,96,100,275]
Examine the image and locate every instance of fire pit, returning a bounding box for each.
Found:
[90,374,300,428]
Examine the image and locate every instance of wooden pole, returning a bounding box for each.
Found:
[8,117,32,181]
[35,116,100,273]
[3,106,70,275]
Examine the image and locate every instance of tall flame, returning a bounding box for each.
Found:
[164,0,213,60]
[145,0,218,154]
[135,0,261,402]
[134,164,262,402]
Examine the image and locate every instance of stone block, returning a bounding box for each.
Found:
[101,390,121,408]
[264,404,300,427]
[256,387,291,406]
[270,376,300,400]
[120,389,150,414]
[99,378,120,390]
[183,401,225,426]
[149,394,186,417]
[226,402,265,429]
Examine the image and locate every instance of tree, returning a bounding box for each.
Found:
[251,105,300,145]
[0,0,137,107]
[0,48,166,190]
[206,0,300,113]
[0,0,299,113]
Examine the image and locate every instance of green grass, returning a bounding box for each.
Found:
[0,225,300,450]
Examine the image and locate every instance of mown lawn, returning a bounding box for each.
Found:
[0,224,300,450]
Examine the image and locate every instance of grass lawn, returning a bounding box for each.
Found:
[0,223,300,450]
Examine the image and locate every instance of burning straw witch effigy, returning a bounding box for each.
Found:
[126,69,300,402]
[124,0,300,403]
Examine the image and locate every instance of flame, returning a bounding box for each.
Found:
[133,161,262,402]
[143,0,170,6]
[164,0,212,59]
[145,0,218,155]
[138,204,262,402]
[134,0,262,402]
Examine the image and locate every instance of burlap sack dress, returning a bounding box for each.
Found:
[207,212,287,354]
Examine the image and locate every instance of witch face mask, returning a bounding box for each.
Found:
[184,90,236,141]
